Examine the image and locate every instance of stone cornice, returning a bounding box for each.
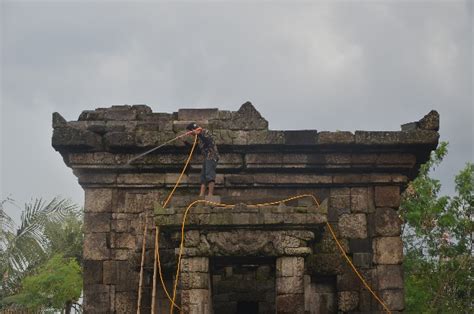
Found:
[52,102,439,152]
[155,203,326,231]
[52,102,439,184]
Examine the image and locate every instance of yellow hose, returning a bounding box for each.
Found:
[149,133,392,314]
[169,194,392,314]
[155,134,198,312]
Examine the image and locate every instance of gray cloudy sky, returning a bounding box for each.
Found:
[1,0,472,222]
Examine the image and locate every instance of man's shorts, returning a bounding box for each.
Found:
[201,159,218,184]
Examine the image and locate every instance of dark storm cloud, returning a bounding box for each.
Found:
[1,1,472,221]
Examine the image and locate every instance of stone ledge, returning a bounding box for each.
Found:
[68,151,419,173]
[154,204,326,229]
[52,105,439,157]
[75,172,410,188]
[355,130,439,145]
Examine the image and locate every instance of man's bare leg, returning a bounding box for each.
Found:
[208,181,215,196]
[199,184,206,197]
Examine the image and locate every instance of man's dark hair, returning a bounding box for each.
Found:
[186,122,199,131]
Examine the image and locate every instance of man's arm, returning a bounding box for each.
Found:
[182,139,192,147]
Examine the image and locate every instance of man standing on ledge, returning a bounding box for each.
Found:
[185,122,219,197]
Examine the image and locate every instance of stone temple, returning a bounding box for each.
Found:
[52,102,439,313]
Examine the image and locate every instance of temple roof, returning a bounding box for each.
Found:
[52,101,439,153]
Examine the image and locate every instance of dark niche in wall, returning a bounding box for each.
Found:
[211,256,276,314]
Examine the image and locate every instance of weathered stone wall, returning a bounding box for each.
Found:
[52,102,439,313]
[306,185,405,313]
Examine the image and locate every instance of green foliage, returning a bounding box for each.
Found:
[2,254,82,311]
[0,197,82,309]
[401,142,473,313]
[44,211,83,264]
[403,250,432,313]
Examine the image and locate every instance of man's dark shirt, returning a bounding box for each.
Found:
[198,129,219,161]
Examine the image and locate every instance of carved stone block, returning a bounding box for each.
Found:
[375,186,401,207]
[338,214,367,239]
[373,237,403,264]
[375,207,402,236]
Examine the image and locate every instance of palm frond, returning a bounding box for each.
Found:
[1,196,80,290]
[0,198,17,239]
[18,197,79,247]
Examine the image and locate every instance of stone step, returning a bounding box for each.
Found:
[205,195,221,203]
